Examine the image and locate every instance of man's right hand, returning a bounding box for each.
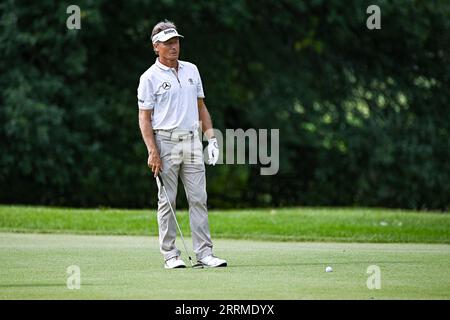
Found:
[148,150,162,177]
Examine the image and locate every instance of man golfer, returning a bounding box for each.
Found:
[137,21,227,269]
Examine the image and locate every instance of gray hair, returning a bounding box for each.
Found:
[151,20,178,55]
[151,20,178,39]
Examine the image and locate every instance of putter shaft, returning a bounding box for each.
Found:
[158,175,194,267]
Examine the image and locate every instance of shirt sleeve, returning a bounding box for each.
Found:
[137,75,156,110]
[195,66,205,99]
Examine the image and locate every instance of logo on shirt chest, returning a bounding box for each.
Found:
[188,78,194,85]
[162,82,171,90]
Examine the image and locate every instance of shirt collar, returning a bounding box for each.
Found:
[155,58,184,71]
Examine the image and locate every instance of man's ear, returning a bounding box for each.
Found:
[153,43,159,55]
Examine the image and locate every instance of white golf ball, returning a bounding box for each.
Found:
[325,266,333,273]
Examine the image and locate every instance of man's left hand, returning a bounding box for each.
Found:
[208,138,219,166]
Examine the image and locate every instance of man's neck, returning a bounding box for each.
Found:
[158,57,178,69]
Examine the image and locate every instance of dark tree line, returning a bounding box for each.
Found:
[1,0,448,210]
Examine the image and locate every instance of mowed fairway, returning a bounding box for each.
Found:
[1,232,449,299]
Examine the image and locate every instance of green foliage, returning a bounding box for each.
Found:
[0,0,449,209]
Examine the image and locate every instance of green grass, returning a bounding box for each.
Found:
[1,206,449,299]
[1,232,449,299]
[0,205,449,243]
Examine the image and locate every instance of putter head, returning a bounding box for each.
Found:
[188,256,203,269]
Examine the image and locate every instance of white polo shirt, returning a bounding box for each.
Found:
[137,59,205,130]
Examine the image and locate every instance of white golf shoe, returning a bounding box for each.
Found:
[198,255,227,268]
[164,256,187,269]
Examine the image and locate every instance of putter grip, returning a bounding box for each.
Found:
[157,174,164,187]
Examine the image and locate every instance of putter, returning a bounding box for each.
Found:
[157,174,204,269]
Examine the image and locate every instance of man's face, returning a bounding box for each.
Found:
[154,37,180,61]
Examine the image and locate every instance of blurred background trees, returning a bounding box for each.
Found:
[1,0,449,210]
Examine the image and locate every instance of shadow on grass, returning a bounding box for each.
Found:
[0,283,96,288]
[226,260,424,268]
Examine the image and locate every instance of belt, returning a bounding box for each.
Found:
[154,129,195,141]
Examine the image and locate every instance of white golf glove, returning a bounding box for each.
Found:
[207,137,219,166]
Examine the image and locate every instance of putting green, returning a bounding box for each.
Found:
[0,232,449,299]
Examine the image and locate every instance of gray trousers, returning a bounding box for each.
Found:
[154,132,213,261]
